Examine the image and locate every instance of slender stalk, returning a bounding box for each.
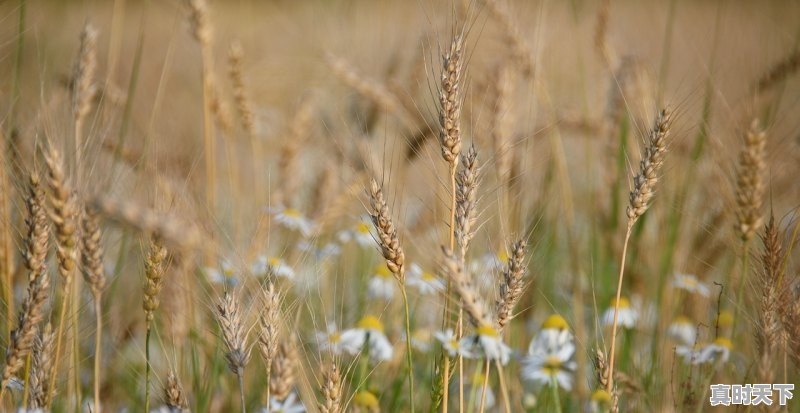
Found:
[442,163,457,413]
[93,297,102,413]
[551,376,563,413]
[144,325,151,412]
[238,372,246,413]
[732,240,751,334]
[477,359,490,413]
[606,222,633,392]
[494,360,511,413]
[400,286,415,412]
[47,278,71,408]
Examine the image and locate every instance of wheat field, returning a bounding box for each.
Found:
[0,0,799,412]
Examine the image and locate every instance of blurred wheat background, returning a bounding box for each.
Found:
[0,0,799,412]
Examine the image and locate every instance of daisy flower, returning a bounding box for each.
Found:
[694,337,733,365]
[434,329,475,358]
[204,260,237,285]
[315,323,344,355]
[339,315,394,362]
[297,240,341,260]
[521,338,577,390]
[461,325,512,365]
[588,389,613,413]
[337,219,374,248]
[270,207,315,237]
[406,263,445,295]
[252,255,295,279]
[529,314,573,355]
[672,273,710,297]
[367,265,396,300]
[667,316,696,345]
[601,297,638,329]
[262,392,306,413]
[716,310,734,332]
[353,390,380,411]
[408,329,432,352]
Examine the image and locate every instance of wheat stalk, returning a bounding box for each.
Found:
[607,108,671,394]
[368,178,414,411]
[81,205,106,413]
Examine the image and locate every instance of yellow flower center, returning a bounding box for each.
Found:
[448,338,460,349]
[713,337,733,350]
[357,222,371,234]
[542,355,563,375]
[354,390,379,408]
[375,265,392,279]
[591,389,612,404]
[717,310,734,328]
[422,271,436,281]
[683,276,698,287]
[268,257,281,267]
[357,315,384,333]
[496,249,509,264]
[283,208,301,218]
[673,315,691,325]
[541,314,569,330]
[328,332,341,343]
[610,297,631,309]
[476,324,499,337]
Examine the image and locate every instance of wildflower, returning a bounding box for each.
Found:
[270,207,315,237]
[529,314,573,354]
[252,255,295,279]
[353,390,380,411]
[367,265,395,300]
[262,392,306,413]
[408,329,432,352]
[601,297,638,329]
[204,260,237,285]
[297,240,341,260]
[716,310,734,330]
[694,337,733,365]
[522,319,577,390]
[315,323,344,355]
[668,316,696,345]
[339,316,393,361]
[337,219,374,248]
[406,263,445,295]
[461,324,512,365]
[434,329,475,358]
[672,273,711,297]
[588,389,613,413]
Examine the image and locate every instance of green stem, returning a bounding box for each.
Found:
[144,325,151,412]
[551,376,563,413]
[238,371,247,413]
[400,285,415,413]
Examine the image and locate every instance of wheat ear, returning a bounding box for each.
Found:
[319,362,342,413]
[214,291,250,413]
